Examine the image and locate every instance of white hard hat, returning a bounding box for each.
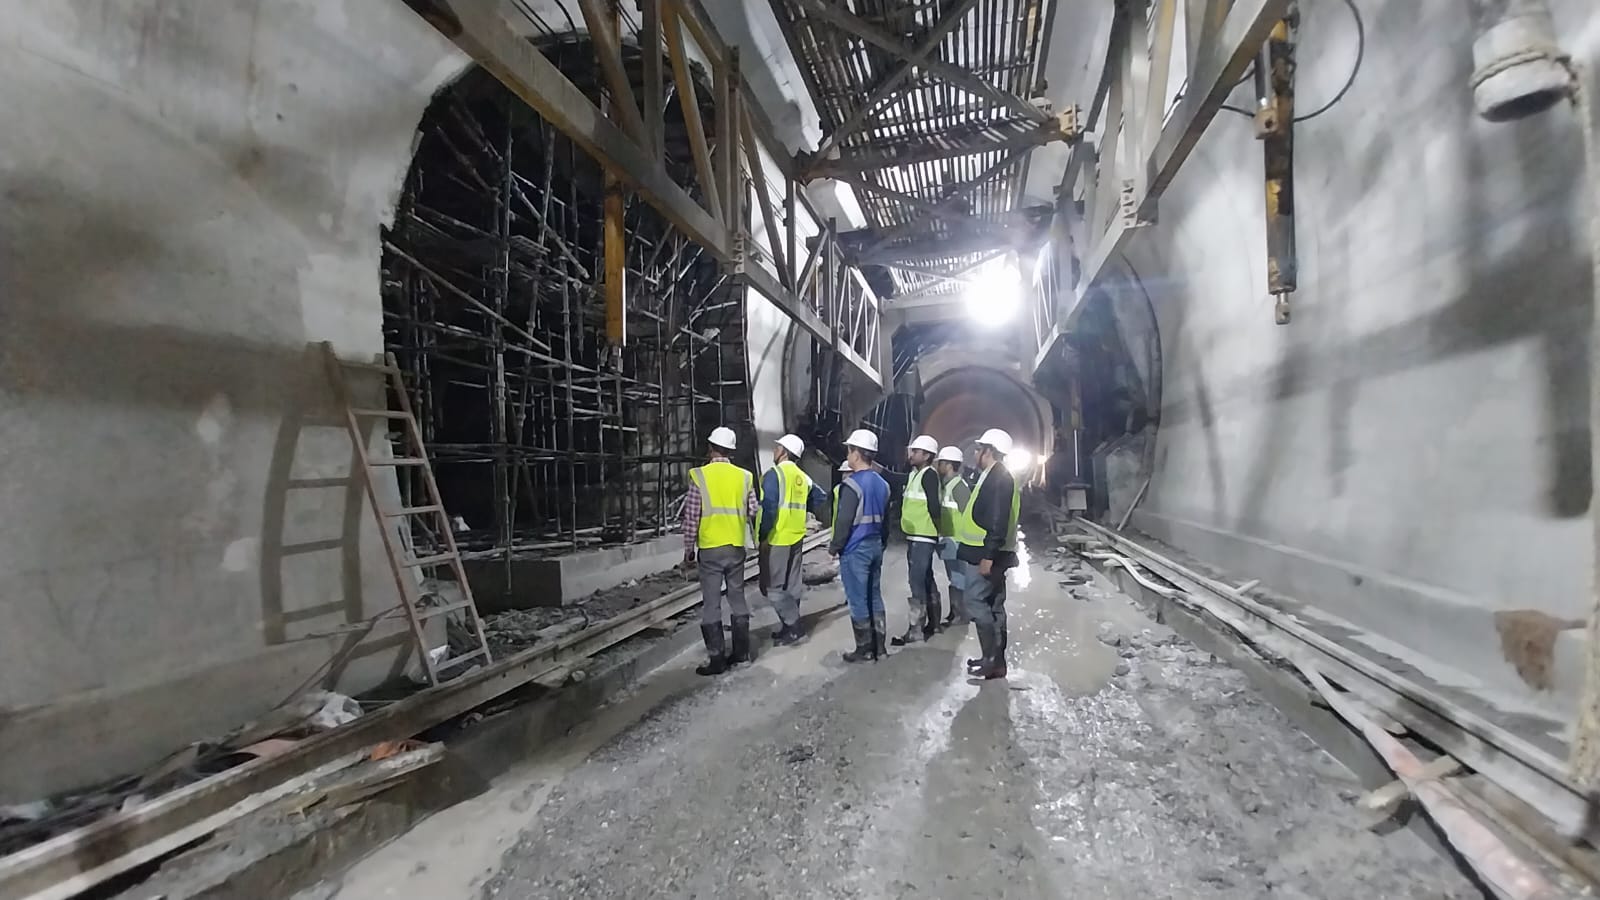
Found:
[838,460,852,472]
[937,445,965,464]
[775,433,805,458]
[708,426,737,450]
[908,435,939,455]
[844,429,879,453]
[976,428,1013,456]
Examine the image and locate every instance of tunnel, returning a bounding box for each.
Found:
[2,1,1598,897]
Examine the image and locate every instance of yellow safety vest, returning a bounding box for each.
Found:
[900,465,939,538]
[954,465,1019,552]
[690,462,753,550]
[939,474,963,536]
[769,460,811,546]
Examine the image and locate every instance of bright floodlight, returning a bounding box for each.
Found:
[1004,448,1033,474]
[964,257,1022,327]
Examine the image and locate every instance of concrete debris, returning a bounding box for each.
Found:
[0,802,51,824]
[294,691,363,732]
[802,561,840,585]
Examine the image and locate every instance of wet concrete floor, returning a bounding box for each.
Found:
[320,535,1481,900]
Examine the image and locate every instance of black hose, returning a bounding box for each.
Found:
[1218,0,1365,122]
[1294,0,1365,122]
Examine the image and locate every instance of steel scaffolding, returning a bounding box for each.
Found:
[380,63,752,577]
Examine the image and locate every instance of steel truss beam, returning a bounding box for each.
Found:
[1032,0,1289,374]
[806,114,1079,179]
[844,226,1045,266]
[793,0,1049,125]
[402,0,883,388]
[806,0,983,167]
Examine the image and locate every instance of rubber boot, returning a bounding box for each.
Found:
[727,616,752,666]
[890,622,924,647]
[772,622,803,646]
[967,623,995,674]
[842,620,875,663]
[971,624,1006,680]
[944,588,964,628]
[923,597,941,638]
[872,613,889,659]
[696,624,727,676]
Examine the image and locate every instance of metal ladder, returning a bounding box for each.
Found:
[320,341,493,685]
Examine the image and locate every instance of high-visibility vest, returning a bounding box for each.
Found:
[954,465,1019,552]
[832,484,840,525]
[939,474,964,536]
[899,465,939,538]
[842,469,889,552]
[769,460,811,546]
[690,462,753,550]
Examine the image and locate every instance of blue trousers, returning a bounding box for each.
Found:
[839,540,885,621]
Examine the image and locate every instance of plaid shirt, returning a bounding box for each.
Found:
[682,459,760,552]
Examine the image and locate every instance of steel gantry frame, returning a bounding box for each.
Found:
[767,0,1074,310]
[401,0,885,387]
[1030,0,1290,372]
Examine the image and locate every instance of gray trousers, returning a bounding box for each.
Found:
[904,540,940,638]
[963,564,1008,643]
[766,541,805,627]
[698,545,749,625]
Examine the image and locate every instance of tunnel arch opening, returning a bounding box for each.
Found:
[379,38,753,568]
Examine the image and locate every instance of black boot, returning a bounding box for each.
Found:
[772,622,803,646]
[970,624,1006,679]
[696,624,727,676]
[890,623,923,647]
[727,616,752,666]
[842,620,874,663]
[923,598,941,638]
[944,591,964,628]
[966,623,995,673]
[872,613,889,659]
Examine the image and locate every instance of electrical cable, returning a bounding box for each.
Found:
[1216,0,1365,122]
[1294,0,1364,122]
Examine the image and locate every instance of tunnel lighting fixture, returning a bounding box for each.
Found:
[1005,448,1034,474]
[964,256,1022,327]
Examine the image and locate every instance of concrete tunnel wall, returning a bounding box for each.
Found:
[0,1,815,799]
[1082,0,1600,724]
[0,0,468,799]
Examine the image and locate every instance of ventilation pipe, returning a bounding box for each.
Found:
[1468,0,1570,121]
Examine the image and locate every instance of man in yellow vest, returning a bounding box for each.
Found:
[935,445,971,628]
[759,433,828,646]
[954,428,1021,680]
[682,426,759,676]
[892,434,944,646]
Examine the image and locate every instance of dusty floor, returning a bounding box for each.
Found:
[320,533,1482,900]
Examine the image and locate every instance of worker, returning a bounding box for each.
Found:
[759,433,828,646]
[935,445,971,628]
[681,426,759,677]
[832,459,850,524]
[830,429,889,663]
[892,435,944,646]
[954,428,1020,680]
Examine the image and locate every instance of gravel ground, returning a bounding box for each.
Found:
[331,536,1483,900]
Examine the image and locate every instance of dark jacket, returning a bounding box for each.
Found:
[957,463,1018,569]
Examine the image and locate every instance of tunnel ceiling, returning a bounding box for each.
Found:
[768,0,1059,304]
